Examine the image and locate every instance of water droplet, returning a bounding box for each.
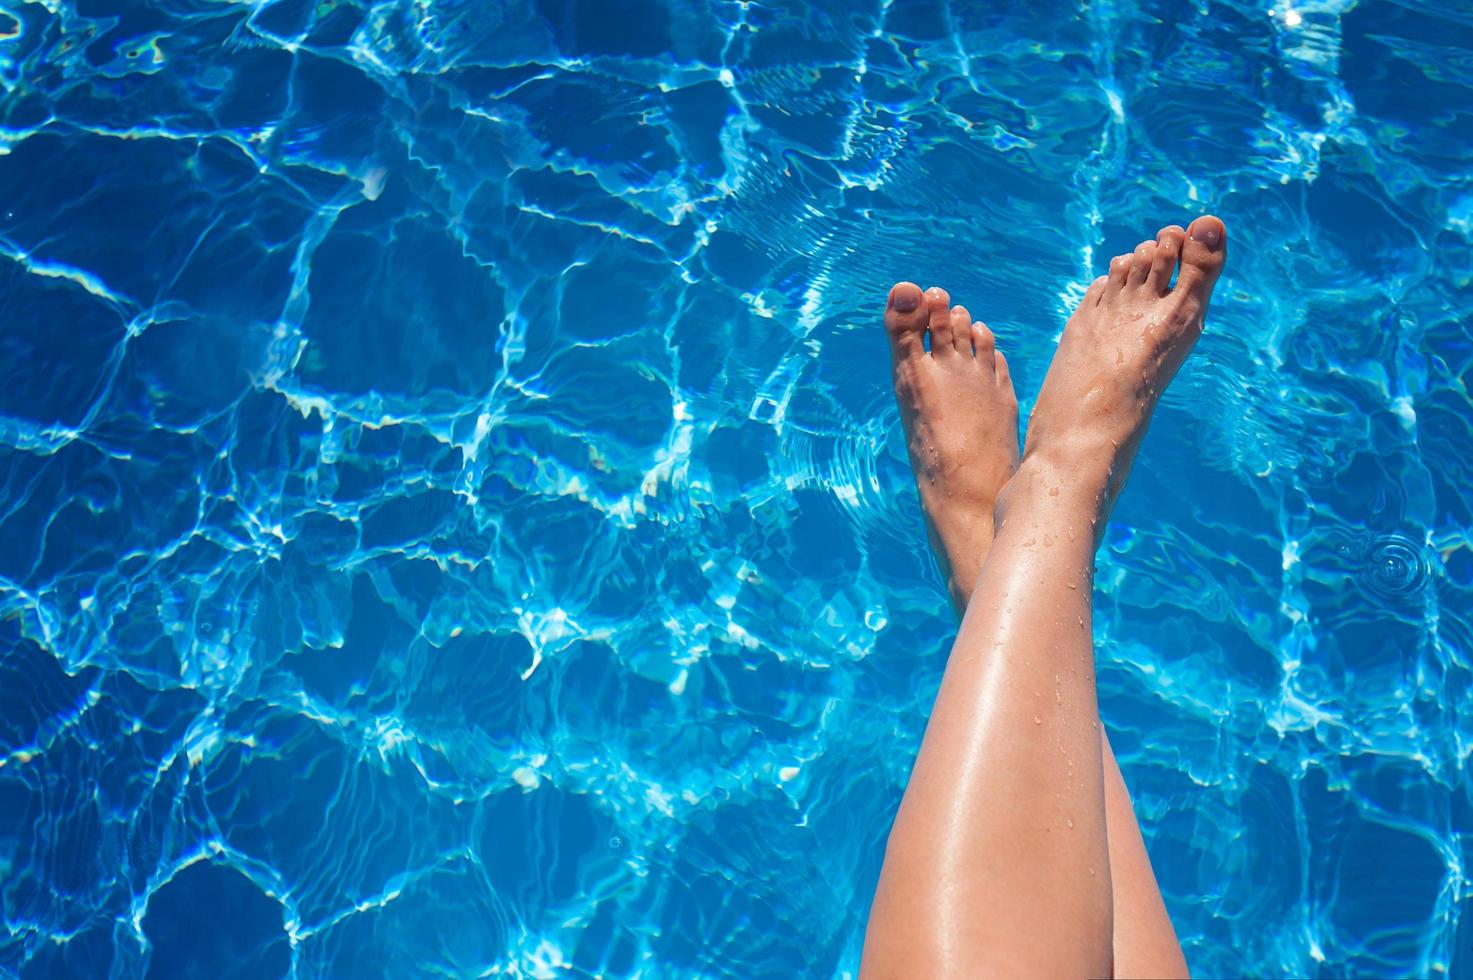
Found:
[1044,534,1055,546]
[1023,537,1037,547]
[1067,582,1077,590]
[1066,818,1074,829]
[1032,715,1042,726]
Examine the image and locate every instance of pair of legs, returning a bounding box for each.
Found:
[861,217,1227,977]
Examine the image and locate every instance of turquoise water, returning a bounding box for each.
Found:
[1,0,1470,976]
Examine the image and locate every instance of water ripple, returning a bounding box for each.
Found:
[0,1,1470,978]
[1352,532,1430,601]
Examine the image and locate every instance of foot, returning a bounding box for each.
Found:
[884,282,1020,614]
[1022,215,1227,523]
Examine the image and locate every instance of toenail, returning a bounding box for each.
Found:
[1191,223,1221,248]
[893,284,921,312]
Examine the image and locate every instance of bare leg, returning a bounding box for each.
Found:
[879,279,1187,977]
[861,217,1226,977]
[1103,732,1188,978]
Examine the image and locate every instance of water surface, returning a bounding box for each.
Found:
[1,0,1470,976]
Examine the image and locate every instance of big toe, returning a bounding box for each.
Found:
[885,281,927,358]
[1177,215,1226,301]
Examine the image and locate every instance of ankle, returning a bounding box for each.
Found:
[1021,444,1113,496]
[995,449,1112,526]
[933,515,991,617]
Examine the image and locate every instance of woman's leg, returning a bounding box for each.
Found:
[862,435,1117,978]
[874,280,1186,977]
[861,217,1226,977]
[1103,732,1188,978]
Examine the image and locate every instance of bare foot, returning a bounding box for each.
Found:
[884,282,1019,613]
[1022,215,1227,523]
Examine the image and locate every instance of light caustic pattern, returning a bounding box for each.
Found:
[0,0,1470,977]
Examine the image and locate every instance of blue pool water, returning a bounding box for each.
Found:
[1,0,1471,976]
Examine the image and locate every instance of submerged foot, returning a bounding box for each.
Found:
[1023,215,1228,523]
[884,282,1020,613]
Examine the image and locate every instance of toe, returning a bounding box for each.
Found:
[994,351,1020,464]
[1177,215,1227,303]
[950,305,973,356]
[1084,275,1109,306]
[971,320,995,364]
[884,281,927,360]
[924,287,954,356]
[1105,253,1131,294]
[1127,240,1156,287]
[1149,226,1185,293]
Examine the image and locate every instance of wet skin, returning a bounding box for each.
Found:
[863,216,1227,978]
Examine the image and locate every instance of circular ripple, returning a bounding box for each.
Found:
[1360,533,1428,600]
